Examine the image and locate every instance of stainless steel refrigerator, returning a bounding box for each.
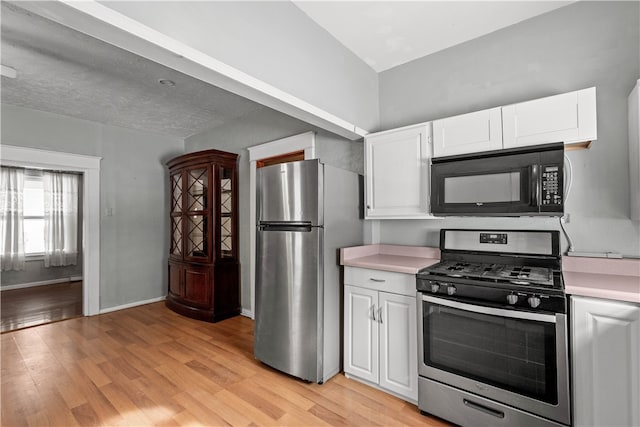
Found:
[254,159,362,383]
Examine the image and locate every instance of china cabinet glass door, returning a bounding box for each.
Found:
[220,167,234,259]
[185,167,209,259]
[170,173,183,256]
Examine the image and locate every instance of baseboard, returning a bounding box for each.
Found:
[241,308,254,319]
[1,275,83,291]
[99,295,166,314]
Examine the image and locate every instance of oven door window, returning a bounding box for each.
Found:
[423,300,558,404]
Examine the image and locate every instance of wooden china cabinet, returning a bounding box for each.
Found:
[166,149,240,322]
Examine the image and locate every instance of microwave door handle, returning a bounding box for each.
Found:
[531,164,541,206]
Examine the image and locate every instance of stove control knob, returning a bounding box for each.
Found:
[528,296,541,308]
[507,294,519,305]
[447,285,457,296]
[430,283,440,293]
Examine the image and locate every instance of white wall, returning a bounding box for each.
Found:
[1,104,184,309]
[99,0,379,132]
[377,1,640,257]
[185,108,363,312]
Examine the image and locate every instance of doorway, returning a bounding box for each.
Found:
[0,168,84,332]
[0,145,101,318]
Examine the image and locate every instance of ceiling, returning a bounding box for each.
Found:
[293,1,572,72]
[0,2,265,139]
[1,1,572,139]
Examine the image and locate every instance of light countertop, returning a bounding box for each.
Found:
[340,244,440,274]
[563,256,640,304]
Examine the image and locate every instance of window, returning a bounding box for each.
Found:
[24,174,45,255]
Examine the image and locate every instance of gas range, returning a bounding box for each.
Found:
[416,229,570,427]
[417,229,565,313]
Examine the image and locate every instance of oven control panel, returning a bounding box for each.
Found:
[541,165,562,206]
[417,278,566,314]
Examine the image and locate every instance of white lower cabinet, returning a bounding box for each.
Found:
[571,296,640,427]
[344,267,418,402]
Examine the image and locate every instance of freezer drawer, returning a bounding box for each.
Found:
[254,225,323,382]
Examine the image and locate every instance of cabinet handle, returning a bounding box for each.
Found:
[378,307,383,324]
[371,304,377,321]
[370,278,386,283]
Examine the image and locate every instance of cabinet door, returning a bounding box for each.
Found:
[344,285,379,384]
[183,265,212,308]
[185,166,211,261]
[503,87,597,149]
[170,173,184,257]
[168,262,183,298]
[572,296,640,427]
[433,107,503,157]
[365,124,430,218]
[379,292,418,401]
[629,80,640,220]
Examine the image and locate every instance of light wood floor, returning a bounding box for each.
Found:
[1,302,450,427]
[1,281,83,333]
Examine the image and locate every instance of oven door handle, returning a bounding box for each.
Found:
[422,295,557,323]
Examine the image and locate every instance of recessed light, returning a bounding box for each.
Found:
[1,65,17,79]
[158,78,175,87]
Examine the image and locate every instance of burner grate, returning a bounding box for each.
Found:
[425,261,555,287]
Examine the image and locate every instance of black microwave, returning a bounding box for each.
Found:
[431,143,564,216]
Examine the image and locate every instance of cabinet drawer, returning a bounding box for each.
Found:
[344,267,415,297]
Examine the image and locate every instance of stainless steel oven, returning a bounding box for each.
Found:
[416,229,570,427]
[430,143,564,216]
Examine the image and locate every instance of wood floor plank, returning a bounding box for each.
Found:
[172,390,231,427]
[0,281,82,333]
[76,357,112,388]
[0,302,450,427]
[99,382,154,426]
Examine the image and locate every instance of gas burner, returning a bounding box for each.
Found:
[446,263,470,272]
[421,260,557,288]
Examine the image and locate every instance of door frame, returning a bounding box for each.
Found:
[0,145,102,316]
[246,131,315,318]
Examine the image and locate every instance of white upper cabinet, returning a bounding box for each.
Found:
[433,107,503,157]
[364,123,431,219]
[502,87,597,149]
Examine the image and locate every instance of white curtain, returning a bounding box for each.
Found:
[0,167,26,271]
[43,171,79,267]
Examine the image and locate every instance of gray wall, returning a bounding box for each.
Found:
[100,1,379,132]
[1,104,184,308]
[185,108,363,312]
[1,261,82,288]
[378,1,640,257]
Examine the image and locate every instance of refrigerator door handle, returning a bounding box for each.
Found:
[259,222,313,232]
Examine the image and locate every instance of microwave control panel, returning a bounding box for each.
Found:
[541,165,562,205]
